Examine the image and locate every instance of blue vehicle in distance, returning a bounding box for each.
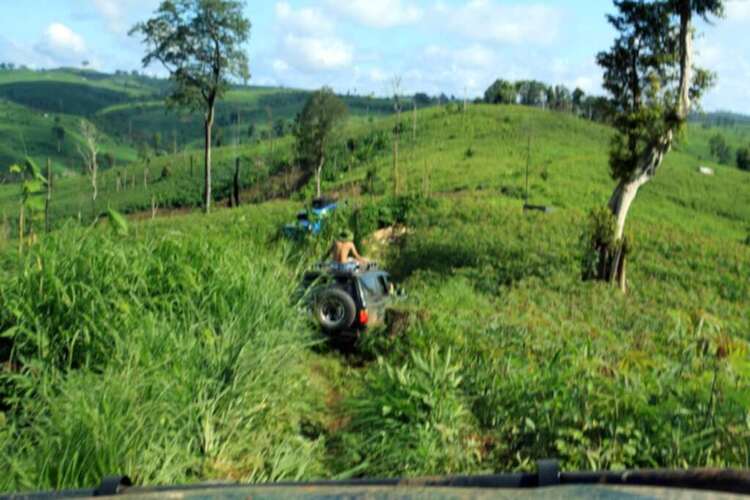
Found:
[283,197,339,238]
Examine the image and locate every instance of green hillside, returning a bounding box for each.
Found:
[1,102,749,492]
[0,99,138,175]
[0,68,397,179]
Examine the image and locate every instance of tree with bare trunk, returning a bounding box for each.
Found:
[294,88,348,199]
[130,0,251,214]
[77,120,100,202]
[391,76,403,195]
[584,0,723,292]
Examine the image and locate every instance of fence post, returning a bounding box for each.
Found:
[233,157,241,207]
[45,158,52,233]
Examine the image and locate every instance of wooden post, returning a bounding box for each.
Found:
[190,155,194,177]
[393,134,399,195]
[233,157,241,207]
[151,194,157,220]
[144,165,149,189]
[413,100,417,142]
[45,158,52,233]
[18,205,24,254]
[1,211,7,244]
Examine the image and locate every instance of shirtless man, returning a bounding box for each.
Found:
[329,229,368,265]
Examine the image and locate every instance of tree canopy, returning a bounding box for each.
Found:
[483,79,517,105]
[294,88,348,172]
[130,0,250,111]
[598,0,724,183]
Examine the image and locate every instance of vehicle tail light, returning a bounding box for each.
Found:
[358,309,369,325]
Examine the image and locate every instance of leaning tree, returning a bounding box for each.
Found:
[585,0,724,291]
[130,0,250,213]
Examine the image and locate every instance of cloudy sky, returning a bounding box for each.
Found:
[1,0,749,113]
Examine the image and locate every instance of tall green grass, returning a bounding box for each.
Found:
[0,220,328,492]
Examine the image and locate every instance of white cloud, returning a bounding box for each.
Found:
[34,23,88,64]
[410,43,507,95]
[725,0,750,22]
[272,59,290,72]
[325,0,422,28]
[275,2,334,34]
[281,34,353,71]
[368,67,389,83]
[695,40,722,68]
[573,76,597,94]
[86,0,161,33]
[424,44,495,69]
[434,1,562,45]
[273,2,353,74]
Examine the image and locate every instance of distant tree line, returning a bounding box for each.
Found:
[691,111,750,128]
[708,132,750,171]
[482,78,613,123]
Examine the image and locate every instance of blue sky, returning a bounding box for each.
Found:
[1,0,749,113]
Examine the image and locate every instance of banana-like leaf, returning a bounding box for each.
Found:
[9,164,22,174]
[24,157,46,183]
[24,180,44,194]
[107,207,129,236]
[26,196,46,212]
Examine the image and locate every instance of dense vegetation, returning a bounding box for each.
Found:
[1,95,749,493]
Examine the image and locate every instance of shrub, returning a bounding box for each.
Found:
[580,206,631,281]
[737,147,750,171]
[337,349,480,477]
[361,167,386,196]
[160,164,173,180]
[500,185,526,200]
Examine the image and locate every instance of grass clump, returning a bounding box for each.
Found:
[336,348,480,477]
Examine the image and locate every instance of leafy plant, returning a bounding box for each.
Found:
[338,349,479,477]
[8,157,47,249]
[107,207,129,236]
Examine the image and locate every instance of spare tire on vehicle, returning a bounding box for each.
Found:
[315,288,357,332]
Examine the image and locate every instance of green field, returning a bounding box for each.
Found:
[1,92,749,493]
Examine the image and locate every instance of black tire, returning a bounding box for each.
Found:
[315,288,357,333]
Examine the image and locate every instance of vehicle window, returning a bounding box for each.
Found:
[360,274,385,299]
[378,275,390,295]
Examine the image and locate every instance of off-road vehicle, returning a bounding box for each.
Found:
[299,262,395,335]
[282,197,339,239]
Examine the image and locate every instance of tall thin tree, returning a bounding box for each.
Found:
[77,119,100,203]
[131,0,251,213]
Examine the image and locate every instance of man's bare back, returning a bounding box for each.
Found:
[330,240,363,264]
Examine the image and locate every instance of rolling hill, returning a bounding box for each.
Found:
[0,68,398,180]
[0,81,749,492]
